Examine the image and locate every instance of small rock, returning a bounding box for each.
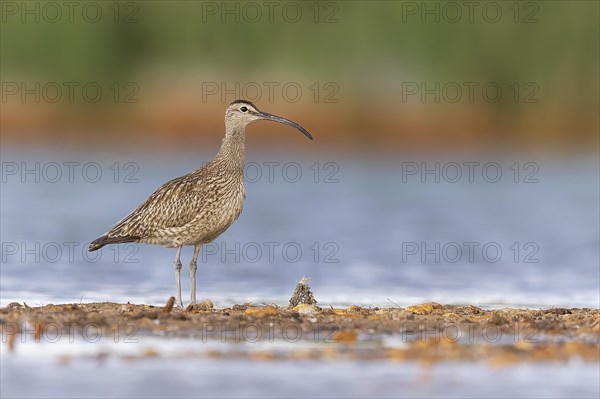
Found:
[244,305,278,318]
[406,304,435,315]
[293,304,319,315]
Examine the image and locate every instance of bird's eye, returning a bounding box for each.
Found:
[240,106,248,112]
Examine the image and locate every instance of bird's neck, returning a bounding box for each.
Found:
[215,125,246,172]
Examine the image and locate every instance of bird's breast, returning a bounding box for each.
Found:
[190,179,245,244]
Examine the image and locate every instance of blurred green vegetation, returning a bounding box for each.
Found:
[2,1,597,83]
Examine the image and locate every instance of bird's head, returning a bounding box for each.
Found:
[225,100,313,140]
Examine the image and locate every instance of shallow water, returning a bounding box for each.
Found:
[1,150,599,308]
[2,344,599,399]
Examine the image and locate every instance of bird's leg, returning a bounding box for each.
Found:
[190,244,201,305]
[174,247,183,307]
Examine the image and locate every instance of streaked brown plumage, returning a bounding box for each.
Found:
[89,100,312,307]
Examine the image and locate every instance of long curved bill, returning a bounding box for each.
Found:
[257,111,313,140]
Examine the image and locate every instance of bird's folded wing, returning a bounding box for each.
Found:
[107,175,205,238]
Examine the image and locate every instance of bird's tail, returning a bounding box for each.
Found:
[88,235,139,251]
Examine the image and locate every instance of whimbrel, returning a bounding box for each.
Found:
[89,100,312,307]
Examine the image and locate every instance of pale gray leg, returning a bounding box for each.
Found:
[190,244,201,305]
[174,247,183,307]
